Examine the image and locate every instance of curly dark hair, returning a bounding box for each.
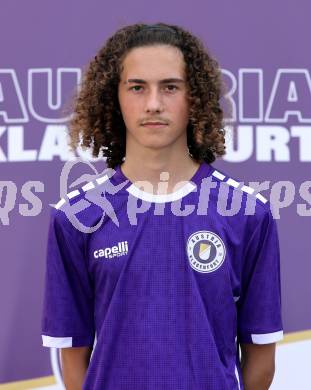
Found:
[68,22,226,168]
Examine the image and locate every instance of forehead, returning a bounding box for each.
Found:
[119,45,186,80]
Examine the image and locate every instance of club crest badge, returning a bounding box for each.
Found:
[186,231,226,273]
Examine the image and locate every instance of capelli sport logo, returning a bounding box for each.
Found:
[186,231,226,273]
[94,241,129,259]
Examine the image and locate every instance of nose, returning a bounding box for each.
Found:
[145,88,164,113]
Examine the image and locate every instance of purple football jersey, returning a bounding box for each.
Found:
[42,161,283,390]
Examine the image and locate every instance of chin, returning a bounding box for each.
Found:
[141,139,175,150]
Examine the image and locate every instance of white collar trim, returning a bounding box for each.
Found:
[126,182,196,203]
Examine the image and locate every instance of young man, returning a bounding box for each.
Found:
[42,23,283,389]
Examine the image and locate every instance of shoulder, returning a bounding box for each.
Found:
[208,166,269,205]
[204,164,274,228]
[49,167,126,234]
[204,166,280,265]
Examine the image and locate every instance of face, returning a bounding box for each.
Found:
[118,44,190,151]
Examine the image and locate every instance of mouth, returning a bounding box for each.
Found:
[142,122,168,128]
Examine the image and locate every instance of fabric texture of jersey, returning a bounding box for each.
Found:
[42,161,283,390]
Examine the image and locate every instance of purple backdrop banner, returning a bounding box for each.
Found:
[0,0,310,388]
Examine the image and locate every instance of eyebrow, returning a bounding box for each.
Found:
[125,78,185,84]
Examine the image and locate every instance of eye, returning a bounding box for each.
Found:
[165,85,178,92]
[129,85,143,92]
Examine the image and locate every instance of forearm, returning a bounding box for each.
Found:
[61,347,92,390]
[240,343,276,390]
[242,363,274,390]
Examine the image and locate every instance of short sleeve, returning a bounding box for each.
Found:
[41,207,95,348]
[237,205,283,345]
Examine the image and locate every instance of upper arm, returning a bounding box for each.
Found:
[236,206,283,388]
[237,207,284,345]
[41,207,95,349]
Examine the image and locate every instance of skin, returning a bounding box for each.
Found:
[61,44,277,389]
[241,343,276,389]
[61,347,92,389]
[117,44,200,193]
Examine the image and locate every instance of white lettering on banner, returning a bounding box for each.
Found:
[0,69,29,123]
[224,125,311,162]
[238,69,264,122]
[0,126,6,161]
[0,68,81,123]
[0,67,310,123]
[0,67,311,162]
[38,125,75,161]
[288,81,298,102]
[8,126,37,161]
[221,69,237,122]
[0,125,98,162]
[223,68,311,123]
[256,126,290,162]
[0,125,310,163]
[265,69,311,123]
[28,68,81,123]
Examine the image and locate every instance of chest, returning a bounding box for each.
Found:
[86,208,243,302]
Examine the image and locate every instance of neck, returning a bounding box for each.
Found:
[120,146,201,194]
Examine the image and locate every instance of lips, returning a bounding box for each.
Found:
[143,122,168,125]
[142,122,168,129]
